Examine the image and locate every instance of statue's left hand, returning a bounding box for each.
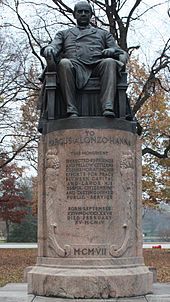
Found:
[102,48,116,58]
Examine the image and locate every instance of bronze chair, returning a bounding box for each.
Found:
[38,57,133,132]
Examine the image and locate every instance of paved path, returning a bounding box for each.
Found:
[0,283,170,302]
[0,243,37,249]
[0,242,170,249]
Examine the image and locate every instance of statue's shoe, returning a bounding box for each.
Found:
[103,110,115,117]
[68,113,79,117]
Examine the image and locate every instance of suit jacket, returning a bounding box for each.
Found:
[41,26,128,88]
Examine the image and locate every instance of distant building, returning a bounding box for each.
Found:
[142,208,170,242]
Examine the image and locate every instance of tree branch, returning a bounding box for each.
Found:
[14,1,44,69]
[126,0,142,31]
[135,2,169,20]
[52,0,75,25]
[133,38,170,113]
[0,137,38,169]
[142,143,170,158]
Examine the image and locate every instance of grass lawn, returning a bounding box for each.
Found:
[0,248,169,287]
[0,249,37,287]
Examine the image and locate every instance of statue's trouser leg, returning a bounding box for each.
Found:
[58,59,78,115]
[93,58,117,112]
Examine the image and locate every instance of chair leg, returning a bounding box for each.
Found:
[45,72,57,120]
[118,88,126,118]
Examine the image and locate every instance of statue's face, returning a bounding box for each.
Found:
[74,3,92,26]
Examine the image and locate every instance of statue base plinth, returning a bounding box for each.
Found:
[28,118,152,298]
[28,265,152,298]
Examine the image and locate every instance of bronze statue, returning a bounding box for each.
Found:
[41,1,128,118]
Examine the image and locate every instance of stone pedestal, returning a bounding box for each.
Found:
[28,118,153,298]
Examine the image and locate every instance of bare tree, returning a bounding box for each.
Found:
[0,12,40,168]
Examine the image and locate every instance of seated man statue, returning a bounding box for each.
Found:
[41,1,128,118]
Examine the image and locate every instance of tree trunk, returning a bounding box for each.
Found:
[6,220,10,242]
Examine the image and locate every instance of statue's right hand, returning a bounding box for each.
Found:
[43,46,54,59]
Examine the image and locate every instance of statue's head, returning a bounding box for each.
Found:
[73,1,93,26]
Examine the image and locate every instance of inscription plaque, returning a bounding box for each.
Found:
[67,206,113,225]
[44,129,138,259]
[73,246,107,256]
[66,158,113,200]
